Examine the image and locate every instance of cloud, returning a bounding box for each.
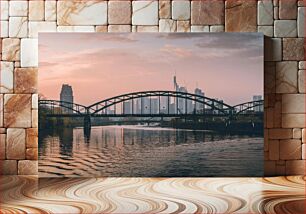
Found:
[160,44,193,58]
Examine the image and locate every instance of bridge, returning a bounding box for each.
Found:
[39,90,263,130]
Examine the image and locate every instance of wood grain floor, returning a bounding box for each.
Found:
[0,176,305,214]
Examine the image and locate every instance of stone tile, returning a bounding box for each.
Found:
[14,61,20,68]
[32,110,38,128]
[192,0,224,25]
[0,21,9,38]
[159,19,177,32]
[264,62,276,93]
[136,26,159,32]
[18,160,38,175]
[298,70,305,93]
[14,68,38,94]
[274,7,279,20]
[283,38,305,61]
[210,25,225,32]
[32,94,38,109]
[264,160,276,176]
[273,0,279,7]
[303,144,306,159]
[298,0,305,6]
[177,21,190,32]
[191,25,209,32]
[29,1,45,21]
[264,38,282,61]
[280,139,302,160]
[282,94,305,114]
[45,1,57,21]
[269,140,279,160]
[26,128,38,148]
[0,160,17,175]
[4,94,32,128]
[303,129,306,143]
[225,0,257,32]
[9,1,28,17]
[282,114,305,128]
[57,26,95,32]
[95,26,108,32]
[172,1,190,21]
[28,22,57,38]
[2,38,20,61]
[286,160,306,175]
[274,20,297,37]
[9,17,28,38]
[275,164,286,176]
[273,99,282,128]
[132,1,158,25]
[258,26,273,37]
[0,21,8,38]
[279,0,297,19]
[6,128,26,159]
[0,128,6,134]
[0,134,5,159]
[0,61,14,93]
[276,61,298,93]
[269,128,293,139]
[108,25,131,32]
[57,0,107,25]
[108,1,131,24]
[26,148,38,160]
[299,61,306,70]
[258,0,274,25]
[293,128,302,139]
[0,1,9,20]
[21,39,38,67]
[298,7,305,37]
[0,94,3,127]
[266,107,274,128]
[159,1,171,19]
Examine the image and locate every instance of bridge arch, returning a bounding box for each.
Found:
[39,100,87,115]
[233,100,264,115]
[87,91,235,116]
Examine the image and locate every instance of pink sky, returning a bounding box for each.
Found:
[39,33,263,106]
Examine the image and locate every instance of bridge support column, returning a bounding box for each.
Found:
[84,115,91,142]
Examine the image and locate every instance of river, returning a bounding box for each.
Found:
[39,125,264,177]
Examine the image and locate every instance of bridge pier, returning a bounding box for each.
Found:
[83,115,91,141]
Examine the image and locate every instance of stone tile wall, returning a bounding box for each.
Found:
[0,0,305,176]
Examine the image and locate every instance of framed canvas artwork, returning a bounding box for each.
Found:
[38,33,264,177]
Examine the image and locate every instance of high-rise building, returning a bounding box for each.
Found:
[253,95,263,112]
[60,84,74,114]
[123,101,132,114]
[194,88,205,113]
[178,86,187,113]
[141,97,150,114]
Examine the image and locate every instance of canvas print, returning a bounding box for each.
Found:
[38,33,264,177]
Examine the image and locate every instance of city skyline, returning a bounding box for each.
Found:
[39,33,263,106]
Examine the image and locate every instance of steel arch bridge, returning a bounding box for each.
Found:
[87,90,234,116]
[39,90,264,118]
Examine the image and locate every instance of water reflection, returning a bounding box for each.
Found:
[39,125,263,177]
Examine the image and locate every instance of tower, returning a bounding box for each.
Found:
[60,84,74,114]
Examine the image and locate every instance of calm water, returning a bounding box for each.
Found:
[39,125,264,177]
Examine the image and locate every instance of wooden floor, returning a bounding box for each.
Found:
[0,176,305,214]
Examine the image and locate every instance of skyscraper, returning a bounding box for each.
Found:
[60,84,74,114]
[195,88,205,113]
[253,95,263,112]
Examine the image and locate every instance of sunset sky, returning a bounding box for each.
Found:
[39,33,263,106]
